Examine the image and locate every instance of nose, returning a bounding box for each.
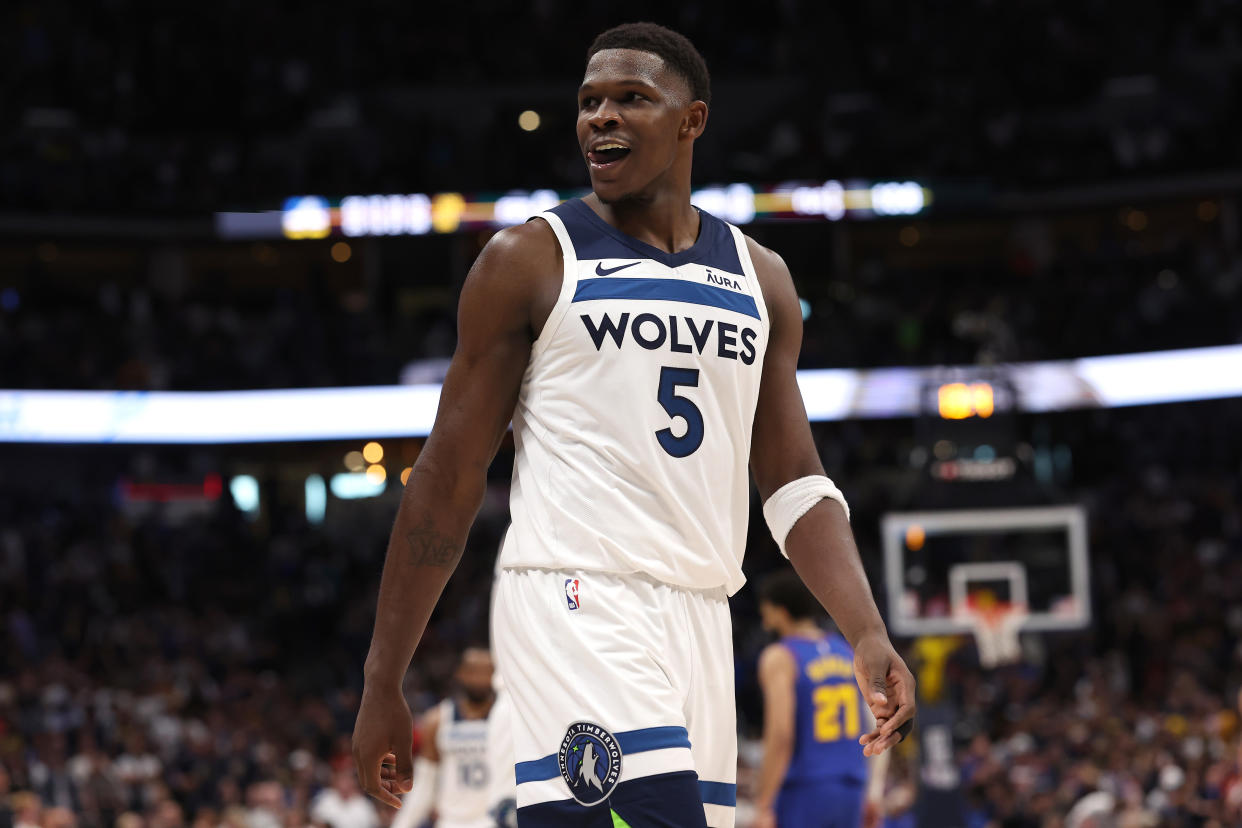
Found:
[586,100,622,130]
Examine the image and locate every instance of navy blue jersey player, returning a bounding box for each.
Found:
[755,571,880,828]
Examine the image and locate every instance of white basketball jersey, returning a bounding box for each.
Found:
[434,699,494,828]
[498,198,770,595]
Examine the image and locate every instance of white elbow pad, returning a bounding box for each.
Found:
[762,475,850,558]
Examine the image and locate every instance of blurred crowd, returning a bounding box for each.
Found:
[929,400,1242,827]
[1,398,1239,827]
[0,268,412,391]
[0,457,510,828]
[2,206,1238,390]
[797,212,1242,369]
[5,0,1241,212]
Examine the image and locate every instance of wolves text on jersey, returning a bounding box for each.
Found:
[580,312,759,365]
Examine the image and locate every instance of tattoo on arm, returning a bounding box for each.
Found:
[404,523,462,568]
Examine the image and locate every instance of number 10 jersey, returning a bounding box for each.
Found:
[498,198,770,596]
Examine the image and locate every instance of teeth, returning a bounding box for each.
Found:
[595,143,627,151]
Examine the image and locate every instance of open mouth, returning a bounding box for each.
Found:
[587,143,631,168]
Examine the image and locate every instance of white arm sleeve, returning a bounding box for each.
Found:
[762,475,850,558]
[391,758,438,828]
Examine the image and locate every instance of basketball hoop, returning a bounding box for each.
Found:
[955,597,1027,668]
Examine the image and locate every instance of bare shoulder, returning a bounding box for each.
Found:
[758,641,797,679]
[419,703,443,735]
[472,218,562,280]
[459,218,564,336]
[744,235,793,283]
[743,235,799,328]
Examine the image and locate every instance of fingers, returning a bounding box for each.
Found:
[877,703,914,738]
[876,668,916,740]
[858,716,887,747]
[866,689,896,722]
[855,656,897,723]
[393,745,415,795]
[861,729,904,756]
[858,704,915,756]
[852,642,918,757]
[355,748,404,808]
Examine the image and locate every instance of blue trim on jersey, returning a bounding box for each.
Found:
[513,725,692,785]
[549,198,745,274]
[616,725,693,754]
[697,781,737,806]
[515,754,560,785]
[572,276,761,319]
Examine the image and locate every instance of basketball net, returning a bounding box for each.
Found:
[954,596,1027,669]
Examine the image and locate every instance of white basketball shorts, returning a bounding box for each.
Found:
[492,567,738,827]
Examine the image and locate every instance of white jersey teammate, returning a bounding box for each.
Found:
[354,21,916,828]
[392,649,508,828]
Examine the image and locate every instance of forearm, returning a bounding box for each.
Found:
[754,736,792,810]
[363,459,487,687]
[866,747,890,805]
[392,758,438,828]
[785,499,887,648]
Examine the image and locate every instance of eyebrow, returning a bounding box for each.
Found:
[578,77,658,93]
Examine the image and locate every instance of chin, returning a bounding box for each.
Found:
[590,180,630,204]
[593,184,652,206]
[588,166,652,205]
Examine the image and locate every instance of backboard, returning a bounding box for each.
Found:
[882,505,1090,636]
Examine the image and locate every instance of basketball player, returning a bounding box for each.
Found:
[353,22,916,828]
[754,571,883,828]
[391,648,503,828]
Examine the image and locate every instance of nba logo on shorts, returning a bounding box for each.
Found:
[565,578,580,611]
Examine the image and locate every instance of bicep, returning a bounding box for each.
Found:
[415,227,550,481]
[749,244,825,500]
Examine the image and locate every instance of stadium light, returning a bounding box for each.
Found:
[0,345,1238,444]
[216,178,935,241]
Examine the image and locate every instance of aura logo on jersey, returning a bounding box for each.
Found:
[580,313,759,365]
[558,721,621,805]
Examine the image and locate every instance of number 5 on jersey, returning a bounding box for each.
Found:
[656,366,703,458]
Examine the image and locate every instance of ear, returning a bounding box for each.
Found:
[680,100,708,141]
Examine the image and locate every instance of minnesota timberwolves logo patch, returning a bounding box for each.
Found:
[558,721,621,805]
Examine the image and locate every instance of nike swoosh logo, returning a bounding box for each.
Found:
[595,261,640,276]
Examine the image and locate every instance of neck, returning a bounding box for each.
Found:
[585,169,699,255]
[781,620,822,639]
[458,693,495,719]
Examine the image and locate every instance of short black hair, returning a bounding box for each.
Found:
[587,22,711,107]
[758,569,820,621]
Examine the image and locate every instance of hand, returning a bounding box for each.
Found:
[752,806,777,828]
[353,683,415,808]
[853,634,916,757]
